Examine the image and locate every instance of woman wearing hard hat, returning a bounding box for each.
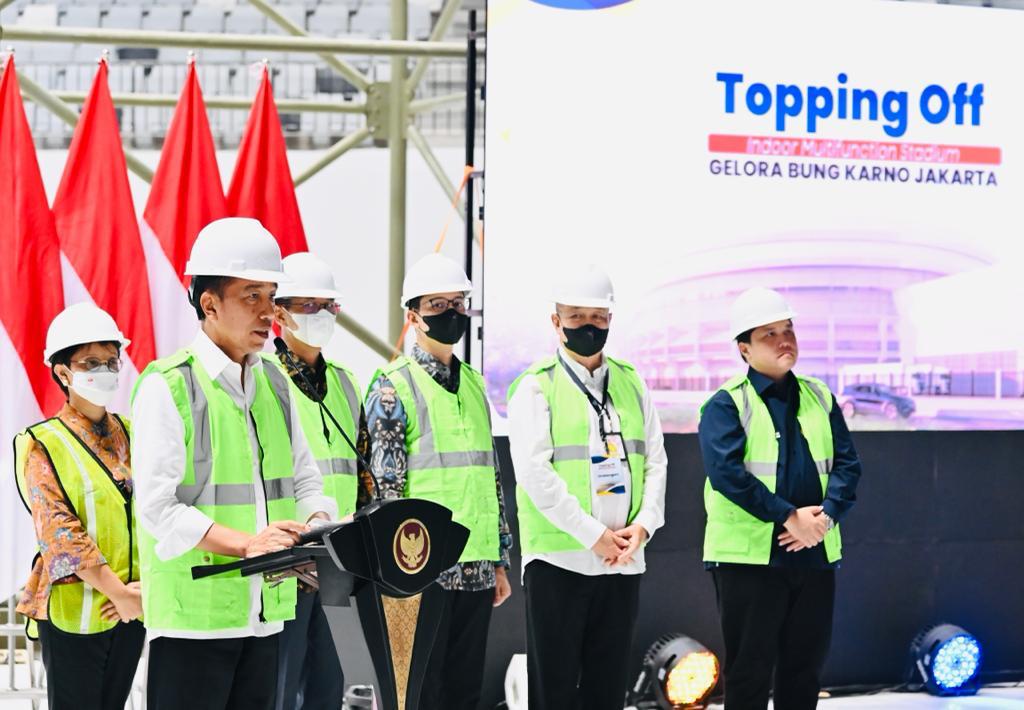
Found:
[13,303,143,710]
[697,287,863,710]
[365,252,513,710]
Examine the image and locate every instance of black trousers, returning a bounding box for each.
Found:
[712,566,836,710]
[419,587,494,710]
[524,561,642,710]
[37,619,145,710]
[275,590,344,710]
[148,633,280,710]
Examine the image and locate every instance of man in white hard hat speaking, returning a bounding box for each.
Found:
[697,287,862,710]
[505,265,667,710]
[131,218,337,710]
[265,252,370,710]
[365,252,512,710]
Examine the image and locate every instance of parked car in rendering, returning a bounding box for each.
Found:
[839,383,916,419]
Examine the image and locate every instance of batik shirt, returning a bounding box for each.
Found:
[364,345,512,591]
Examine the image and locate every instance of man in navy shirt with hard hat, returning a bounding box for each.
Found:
[698,287,863,710]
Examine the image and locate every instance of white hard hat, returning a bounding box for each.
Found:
[400,253,473,306]
[729,287,797,340]
[184,218,291,283]
[44,303,131,364]
[552,264,615,309]
[275,252,342,300]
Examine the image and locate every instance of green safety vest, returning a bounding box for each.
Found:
[508,355,648,554]
[132,349,298,633]
[13,415,139,635]
[261,354,362,518]
[372,356,499,563]
[701,373,843,565]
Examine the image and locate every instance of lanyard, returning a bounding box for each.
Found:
[558,354,614,442]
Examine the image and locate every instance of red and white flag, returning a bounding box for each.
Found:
[52,58,157,406]
[0,54,66,597]
[141,61,227,356]
[228,64,309,256]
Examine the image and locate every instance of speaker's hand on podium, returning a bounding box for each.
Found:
[246,520,310,557]
[493,566,512,608]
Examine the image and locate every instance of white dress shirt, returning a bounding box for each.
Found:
[507,348,668,579]
[132,329,336,640]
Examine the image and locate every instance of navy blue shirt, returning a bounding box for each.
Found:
[698,367,862,569]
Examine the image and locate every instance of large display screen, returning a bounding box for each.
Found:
[483,0,1024,431]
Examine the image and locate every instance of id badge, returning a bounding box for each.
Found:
[604,432,628,461]
[591,456,627,496]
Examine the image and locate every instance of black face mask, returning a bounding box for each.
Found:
[421,308,470,345]
[562,324,608,357]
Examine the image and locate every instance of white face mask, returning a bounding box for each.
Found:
[68,369,119,408]
[288,311,336,348]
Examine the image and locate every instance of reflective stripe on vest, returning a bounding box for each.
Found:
[372,356,499,563]
[16,417,137,635]
[387,366,496,470]
[317,458,358,474]
[388,363,497,471]
[133,350,298,633]
[701,374,842,565]
[262,354,362,518]
[508,354,648,555]
[731,377,834,477]
[170,361,295,508]
[550,439,647,463]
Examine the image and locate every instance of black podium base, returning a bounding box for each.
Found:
[193,498,470,710]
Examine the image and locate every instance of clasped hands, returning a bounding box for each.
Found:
[777,505,829,552]
[591,524,648,566]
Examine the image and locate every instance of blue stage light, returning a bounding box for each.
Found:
[910,624,982,696]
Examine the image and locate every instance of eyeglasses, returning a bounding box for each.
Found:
[418,296,469,314]
[71,357,123,373]
[278,300,341,316]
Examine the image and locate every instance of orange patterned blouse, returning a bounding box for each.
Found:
[16,403,132,621]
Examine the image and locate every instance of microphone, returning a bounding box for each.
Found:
[274,337,381,501]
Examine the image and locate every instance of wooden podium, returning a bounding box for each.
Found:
[193,498,469,710]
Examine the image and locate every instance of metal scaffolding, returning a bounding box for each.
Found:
[1,0,479,355]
